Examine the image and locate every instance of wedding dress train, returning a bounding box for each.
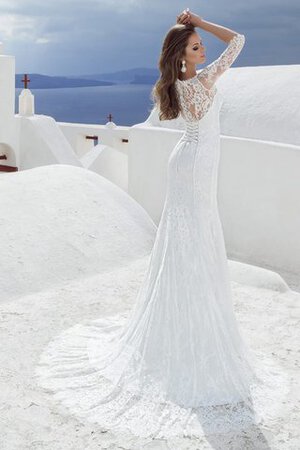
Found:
[35,34,287,439]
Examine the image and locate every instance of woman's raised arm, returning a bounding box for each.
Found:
[197,33,245,89]
[177,11,246,90]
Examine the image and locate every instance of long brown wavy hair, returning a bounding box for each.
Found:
[151,23,196,121]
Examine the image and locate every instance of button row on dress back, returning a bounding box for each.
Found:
[184,123,199,142]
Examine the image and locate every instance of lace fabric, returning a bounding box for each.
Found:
[34,311,288,439]
[33,31,288,441]
[176,33,245,122]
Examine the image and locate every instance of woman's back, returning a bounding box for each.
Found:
[175,33,245,123]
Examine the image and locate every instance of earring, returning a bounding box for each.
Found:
[181,60,187,73]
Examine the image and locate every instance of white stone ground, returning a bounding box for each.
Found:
[0,165,299,449]
[0,257,299,449]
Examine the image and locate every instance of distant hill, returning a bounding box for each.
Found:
[129,74,158,85]
[15,68,160,88]
[70,67,160,85]
[15,74,115,89]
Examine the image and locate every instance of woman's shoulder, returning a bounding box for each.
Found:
[176,69,202,86]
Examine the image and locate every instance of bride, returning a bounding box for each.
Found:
[35,9,267,439]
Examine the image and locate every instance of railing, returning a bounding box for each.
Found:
[85,135,98,145]
[0,154,17,171]
[58,122,130,156]
[0,164,18,172]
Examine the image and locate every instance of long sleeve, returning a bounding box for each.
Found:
[197,33,245,90]
[175,33,245,122]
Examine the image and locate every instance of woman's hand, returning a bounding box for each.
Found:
[176,9,202,27]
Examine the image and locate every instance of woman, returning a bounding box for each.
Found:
[35,10,265,439]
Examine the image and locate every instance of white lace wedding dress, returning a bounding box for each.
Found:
[35,34,287,439]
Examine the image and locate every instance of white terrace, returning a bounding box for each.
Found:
[0,42,300,449]
[1,43,299,284]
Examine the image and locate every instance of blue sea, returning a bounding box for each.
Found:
[15,84,155,127]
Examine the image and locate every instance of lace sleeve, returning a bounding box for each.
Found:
[197,33,245,90]
[175,33,245,122]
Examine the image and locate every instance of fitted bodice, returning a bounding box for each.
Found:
[180,90,224,142]
[175,77,218,124]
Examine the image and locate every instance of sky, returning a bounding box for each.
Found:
[0,0,299,76]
